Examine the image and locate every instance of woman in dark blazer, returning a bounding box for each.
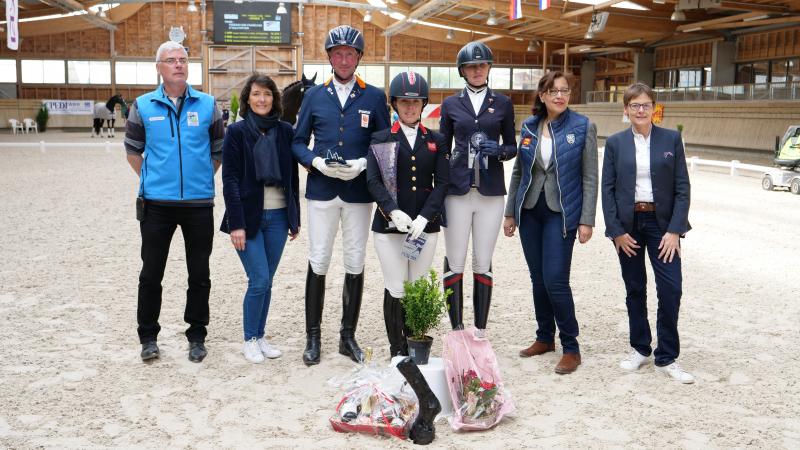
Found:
[367,71,449,357]
[221,74,300,364]
[601,82,693,384]
[503,71,598,375]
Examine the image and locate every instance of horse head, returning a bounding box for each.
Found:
[281,73,317,126]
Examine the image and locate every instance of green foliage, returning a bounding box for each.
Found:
[36,104,49,132]
[230,92,239,122]
[401,269,451,340]
[676,123,684,134]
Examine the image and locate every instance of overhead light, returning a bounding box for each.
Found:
[626,38,642,43]
[446,29,455,40]
[386,0,398,4]
[584,30,594,39]
[652,0,666,3]
[671,6,686,21]
[683,26,702,32]
[527,40,539,51]
[276,2,287,14]
[486,9,497,26]
[186,0,197,13]
[363,9,372,22]
[743,14,769,21]
[98,5,107,17]
[579,47,592,52]
[234,0,243,3]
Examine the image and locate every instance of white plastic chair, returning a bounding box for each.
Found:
[8,119,24,134]
[23,118,38,134]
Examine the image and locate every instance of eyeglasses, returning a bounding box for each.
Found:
[158,58,188,66]
[628,102,654,111]
[547,88,571,97]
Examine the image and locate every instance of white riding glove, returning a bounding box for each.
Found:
[337,158,367,181]
[389,210,413,233]
[312,157,341,178]
[408,215,428,240]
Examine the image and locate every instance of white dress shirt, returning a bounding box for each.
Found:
[539,136,553,168]
[399,122,418,150]
[466,86,487,116]
[332,77,356,108]
[633,127,654,203]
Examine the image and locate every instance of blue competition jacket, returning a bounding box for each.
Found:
[136,85,217,201]
[292,75,391,203]
[439,87,517,196]
[514,109,589,233]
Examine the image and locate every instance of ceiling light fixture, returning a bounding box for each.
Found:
[446,29,455,40]
[527,40,540,51]
[670,5,686,21]
[584,30,595,39]
[743,14,769,22]
[98,5,107,17]
[386,0,398,4]
[276,2,287,14]
[683,26,702,32]
[652,0,666,4]
[486,9,498,26]
[626,38,643,43]
[363,9,372,22]
[186,0,197,13]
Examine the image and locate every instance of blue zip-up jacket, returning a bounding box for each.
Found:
[130,85,220,202]
[512,109,589,233]
[291,75,391,203]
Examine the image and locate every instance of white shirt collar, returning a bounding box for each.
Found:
[632,126,652,143]
[399,122,419,148]
[332,77,356,92]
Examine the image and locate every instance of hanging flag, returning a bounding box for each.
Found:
[6,0,19,50]
[539,0,551,11]
[509,0,523,20]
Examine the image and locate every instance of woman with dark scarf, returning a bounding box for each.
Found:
[221,74,300,364]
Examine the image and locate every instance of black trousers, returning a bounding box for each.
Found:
[137,204,214,344]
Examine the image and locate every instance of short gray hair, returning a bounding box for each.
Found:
[155,41,187,62]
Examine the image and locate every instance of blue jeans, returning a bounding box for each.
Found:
[518,194,580,354]
[617,211,682,367]
[237,208,289,341]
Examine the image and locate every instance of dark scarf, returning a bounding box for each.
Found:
[246,111,282,186]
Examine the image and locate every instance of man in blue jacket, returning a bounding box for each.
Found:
[292,25,390,365]
[125,41,225,363]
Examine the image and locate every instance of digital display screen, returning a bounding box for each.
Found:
[213,2,291,45]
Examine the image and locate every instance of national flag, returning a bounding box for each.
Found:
[509,0,523,20]
[539,0,551,11]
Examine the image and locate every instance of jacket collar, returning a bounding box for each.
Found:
[391,120,427,135]
[323,74,366,89]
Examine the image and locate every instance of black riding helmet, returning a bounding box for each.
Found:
[456,41,494,77]
[389,71,429,112]
[325,25,365,54]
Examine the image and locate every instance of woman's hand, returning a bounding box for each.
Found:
[230,229,246,251]
[289,226,300,241]
[503,217,516,237]
[577,224,593,244]
[658,232,681,263]
[614,233,640,257]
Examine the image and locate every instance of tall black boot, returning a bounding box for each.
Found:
[339,272,364,363]
[302,264,325,366]
[473,268,493,330]
[396,357,441,445]
[383,289,407,357]
[444,257,464,330]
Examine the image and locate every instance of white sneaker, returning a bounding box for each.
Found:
[656,362,695,384]
[619,349,650,371]
[243,338,264,363]
[256,337,282,359]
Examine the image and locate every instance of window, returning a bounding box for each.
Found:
[770,59,788,83]
[188,62,203,86]
[115,61,157,85]
[0,60,16,83]
[68,61,111,84]
[704,67,712,86]
[512,68,543,90]
[430,66,450,89]
[677,68,702,88]
[303,63,331,81]
[489,67,510,90]
[360,65,385,88]
[788,58,799,83]
[21,60,65,83]
[752,61,768,84]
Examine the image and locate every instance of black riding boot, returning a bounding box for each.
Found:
[396,357,441,445]
[473,269,493,330]
[383,289,408,358]
[444,257,464,330]
[339,272,364,363]
[302,264,325,366]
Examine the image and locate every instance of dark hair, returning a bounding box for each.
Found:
[623,82,655,106]
[531,71,573,116]
[239,73,282,118]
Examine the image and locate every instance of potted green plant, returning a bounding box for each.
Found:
[230,92,239,123]
[36,104,49,133]
[676,123,684,135]
[401,269,451,365]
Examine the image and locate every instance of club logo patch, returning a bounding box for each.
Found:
[521,137,532,147]
[427,142,437,152]
[566,133,575,145]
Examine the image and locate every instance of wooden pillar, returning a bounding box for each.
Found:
[563,43,569,73]
[201,0,209,93]
[296,3,304,78]
[110,29,117,95]
[542,41,549,73]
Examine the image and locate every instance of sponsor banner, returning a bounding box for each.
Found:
[43,100,95,115]
[6,0,19,50]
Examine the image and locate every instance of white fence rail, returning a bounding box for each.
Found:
[0,141,124,152]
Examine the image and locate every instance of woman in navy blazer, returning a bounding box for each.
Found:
[220,74,300,364]
[601,82,694,384]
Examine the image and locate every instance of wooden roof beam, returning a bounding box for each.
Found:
[675,11,765,31]
[701,14,800,29]
[561,0,628,19]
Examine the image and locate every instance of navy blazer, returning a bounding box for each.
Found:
[220,119,301,238]
[601,125,691,238]
[439,87,517,196]
[291,76,391,203]
[366,122,450,234]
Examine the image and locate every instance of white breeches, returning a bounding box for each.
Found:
[443,189,504,274]
[307,197,372,275]
[373,232,439,298]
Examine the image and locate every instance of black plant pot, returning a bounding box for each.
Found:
[407,336,433,365]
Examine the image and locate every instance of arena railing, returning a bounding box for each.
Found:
[0,141,123,152]
[586,81,800,103]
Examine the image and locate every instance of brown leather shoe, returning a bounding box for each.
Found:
[519,341,556,357]
[554,353,581,374]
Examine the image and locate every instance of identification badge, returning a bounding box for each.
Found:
[187,111,200,127]
[149,116,165,122]
[401,232,428,261]
[361,113,370,128]
[427,141,437,152]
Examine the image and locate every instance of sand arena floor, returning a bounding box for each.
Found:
[0,133,798,449]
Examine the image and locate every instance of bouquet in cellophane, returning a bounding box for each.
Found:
[443,328,515,430]
[328,352,419,440]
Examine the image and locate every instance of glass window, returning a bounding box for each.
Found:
[677,68,701,88]
[489,67,510,90]
[430,66,450,89]
[752,61,768,84]
[21,60,65,84]
[788,58,799,83]
[0,60,16,83]
[116,61,157,85]
[361,65,385,88]
[389,65,407,80]
[449,67,462,88]
[736,63,752,84]
[704,66,712,86]
[512,68,543,90]
[188,62,203,86]
[68,61,111,84]
[770,59,787,83]
[303,64,330,81]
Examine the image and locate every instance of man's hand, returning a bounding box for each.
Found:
[577,224,593,244]
[503,216,516,237]
[390,210,413,232]
[614,233,640,257]
[409,216,428,240]
[658,232,681,263]
[337,158,367,181]
[312,157,341,178]
[230,229,246,251]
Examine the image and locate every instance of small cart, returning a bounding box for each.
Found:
[762,126,800,195]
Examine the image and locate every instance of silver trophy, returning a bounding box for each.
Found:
[469,131,489,169]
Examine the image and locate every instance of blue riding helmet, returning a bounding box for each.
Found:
[325,25,365,54]
[456,41,494,77]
